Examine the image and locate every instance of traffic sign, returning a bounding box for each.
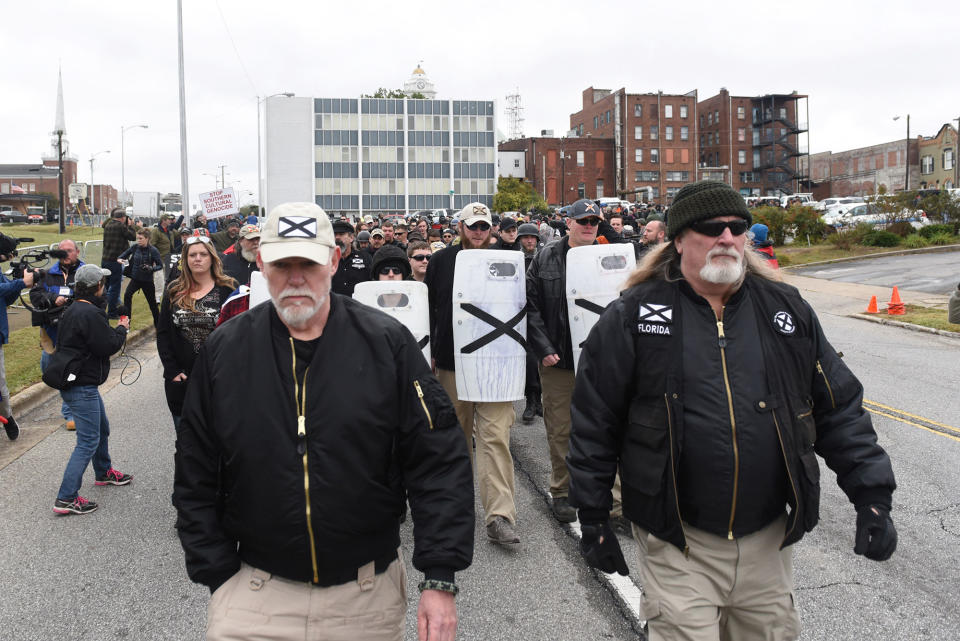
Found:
[68,183,88,203]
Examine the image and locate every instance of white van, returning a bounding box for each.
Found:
[780,193,814,208]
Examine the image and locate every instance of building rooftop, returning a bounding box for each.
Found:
[0,164,59,178]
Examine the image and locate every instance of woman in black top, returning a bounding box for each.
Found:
[156,230,236,427]
[118,229,164,326]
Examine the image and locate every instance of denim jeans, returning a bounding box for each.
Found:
[101,260,123,315]
[41,350,72,422]
[57,385,112,501]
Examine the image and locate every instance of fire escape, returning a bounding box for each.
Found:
[751,94,809,195]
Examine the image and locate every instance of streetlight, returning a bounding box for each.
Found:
[893,115,910,190]
[121,123,149,203]
[201,172,220,189]
[89,150,111,214]
[257,92,294,216]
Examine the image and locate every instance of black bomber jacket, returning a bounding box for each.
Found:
[173,295,475,591]
[568,273,896,552]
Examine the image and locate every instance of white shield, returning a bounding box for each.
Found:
[566,244,637,373]
[249,271,270,309]
[353,281,431,365]
[452,249,527,402]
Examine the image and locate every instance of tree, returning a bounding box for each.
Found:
[492,177,546,214]
[362,88,426,99]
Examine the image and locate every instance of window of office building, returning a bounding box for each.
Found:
[921,155,934,174]
[665,105,673,118]
[635,126,643,140]
[680,105,688,118]
[738,106,745,120]
[680,126,689,141]
[596,180,604,198]
[651,149,659,164]
[635,148,643,163]
[650,126,658,141]
[738,150,746,164]
[577,150,585,167]
[665,126,674,141]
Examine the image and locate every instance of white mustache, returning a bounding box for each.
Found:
[706,247,741,260]
[278,288,318,304]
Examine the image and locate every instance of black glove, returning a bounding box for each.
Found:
[854,505,897,561]
[580,521,629,576]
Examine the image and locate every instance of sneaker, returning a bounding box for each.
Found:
[95,468,133,486]
[521,398,536,424]
[486,516,520,545]
[53,495,98,515]
[3,416,19,441]
[65,420,76,431]
[551,496,578,523]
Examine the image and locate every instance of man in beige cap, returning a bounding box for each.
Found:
[175,202,474,641]
[425,202,523,546]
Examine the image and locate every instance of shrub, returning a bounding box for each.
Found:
[751,206,790,245]
[791,206,827,242]
[861,230,901,247]
[829,230,856,250]
[902,234,929,249]
[928,232,956,246]
[844,222,876,244]
[885,221,914,237]
[918,223,954,239]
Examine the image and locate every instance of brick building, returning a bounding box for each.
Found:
[0,161,76,213]
[803,139,918,198]
[698,88,809,197]
[498,135,614,206]
[917,124,957,189]
[569,87,699,206]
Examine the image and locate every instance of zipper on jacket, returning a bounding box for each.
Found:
[664,393,689,558]
[715,310,740,540]
[414,380,434,430]
[290,338,319,584]
[815,360,836,409]
[772,409,800,546]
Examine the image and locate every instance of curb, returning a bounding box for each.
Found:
[850,313,960,339]
[781,244,960,269]
[12,325,157,417]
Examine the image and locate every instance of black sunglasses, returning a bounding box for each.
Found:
[465,221,491,231]
[410,254,432,262]
[689,220,749,237]
[574,217,602,227]
[378,266,403,275]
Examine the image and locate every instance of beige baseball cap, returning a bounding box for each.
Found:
[258,202,336,265]
[460,202,492,226]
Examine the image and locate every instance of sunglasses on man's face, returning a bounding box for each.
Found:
[379,266,403,276]
[689,220,749,237]
[465,221,490,231]
[574,217,602,227]
[410,254,431,262]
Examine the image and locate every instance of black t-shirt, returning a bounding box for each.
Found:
[332,249,371,297]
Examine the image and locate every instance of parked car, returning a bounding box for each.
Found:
[27,214,44,224]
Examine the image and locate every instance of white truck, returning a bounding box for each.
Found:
[129,191,161,220]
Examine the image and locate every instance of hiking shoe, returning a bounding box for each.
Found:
[95,468,133,486]
[521,398,536,424]
[486,516,520,545]
[3,416,19,441]
[551,496,578,523]
[53,495,98,515]
[65,420,76,431]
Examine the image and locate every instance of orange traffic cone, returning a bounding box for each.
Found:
[887,286,905,315]
[865,296,879,314]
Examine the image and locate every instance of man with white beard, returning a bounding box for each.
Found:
[220,224,261,286]
[568,180,897,641]
[174,202,475,641]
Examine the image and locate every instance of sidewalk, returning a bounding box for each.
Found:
[781,273,951,316]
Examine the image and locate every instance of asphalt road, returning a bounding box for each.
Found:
[792,251,960,295]
[1,286,958,640]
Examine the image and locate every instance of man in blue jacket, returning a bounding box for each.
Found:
[0,240,34,440]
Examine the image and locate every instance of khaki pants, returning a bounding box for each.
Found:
[538,365,574,498]
[438,368,517,525]
[207,558,407,641]
[633,514,800,641]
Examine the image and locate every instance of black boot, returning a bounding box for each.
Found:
[534,396,544,417]
[521,396,535,424]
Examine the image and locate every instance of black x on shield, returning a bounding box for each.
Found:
[573,298,609,347]
[459,303,527,354]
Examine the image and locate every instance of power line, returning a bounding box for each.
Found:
[214,0,259,95]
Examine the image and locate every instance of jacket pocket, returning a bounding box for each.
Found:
[798,450,821,532]
[413,377,457,431]
[622,399,670,493]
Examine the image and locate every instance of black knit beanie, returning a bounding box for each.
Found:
[666,180,752,240]
[370,244,411,279]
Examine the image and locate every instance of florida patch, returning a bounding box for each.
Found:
[773,311,795,335]
[638,302,672,335]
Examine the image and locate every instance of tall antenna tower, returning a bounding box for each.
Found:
[505,89,524,139]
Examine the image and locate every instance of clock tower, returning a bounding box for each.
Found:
[402,63,437,99]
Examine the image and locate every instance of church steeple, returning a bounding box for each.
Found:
[44,67,74,161]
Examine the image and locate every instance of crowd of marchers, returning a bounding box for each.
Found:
[0,180,900,641]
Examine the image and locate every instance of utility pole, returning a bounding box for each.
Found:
[57,131,65,234]
[219,164,227,190]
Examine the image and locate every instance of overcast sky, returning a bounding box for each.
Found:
[2,0,958,210]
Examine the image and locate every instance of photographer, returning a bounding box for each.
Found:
[0,239,34,440]
[30,239,84,430]
[101,207,138,319]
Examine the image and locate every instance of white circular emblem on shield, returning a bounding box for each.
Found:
[773,311,795,335]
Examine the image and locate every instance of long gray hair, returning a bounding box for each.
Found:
[623,237,781,290]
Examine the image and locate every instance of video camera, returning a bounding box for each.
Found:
[0,231,67,281]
